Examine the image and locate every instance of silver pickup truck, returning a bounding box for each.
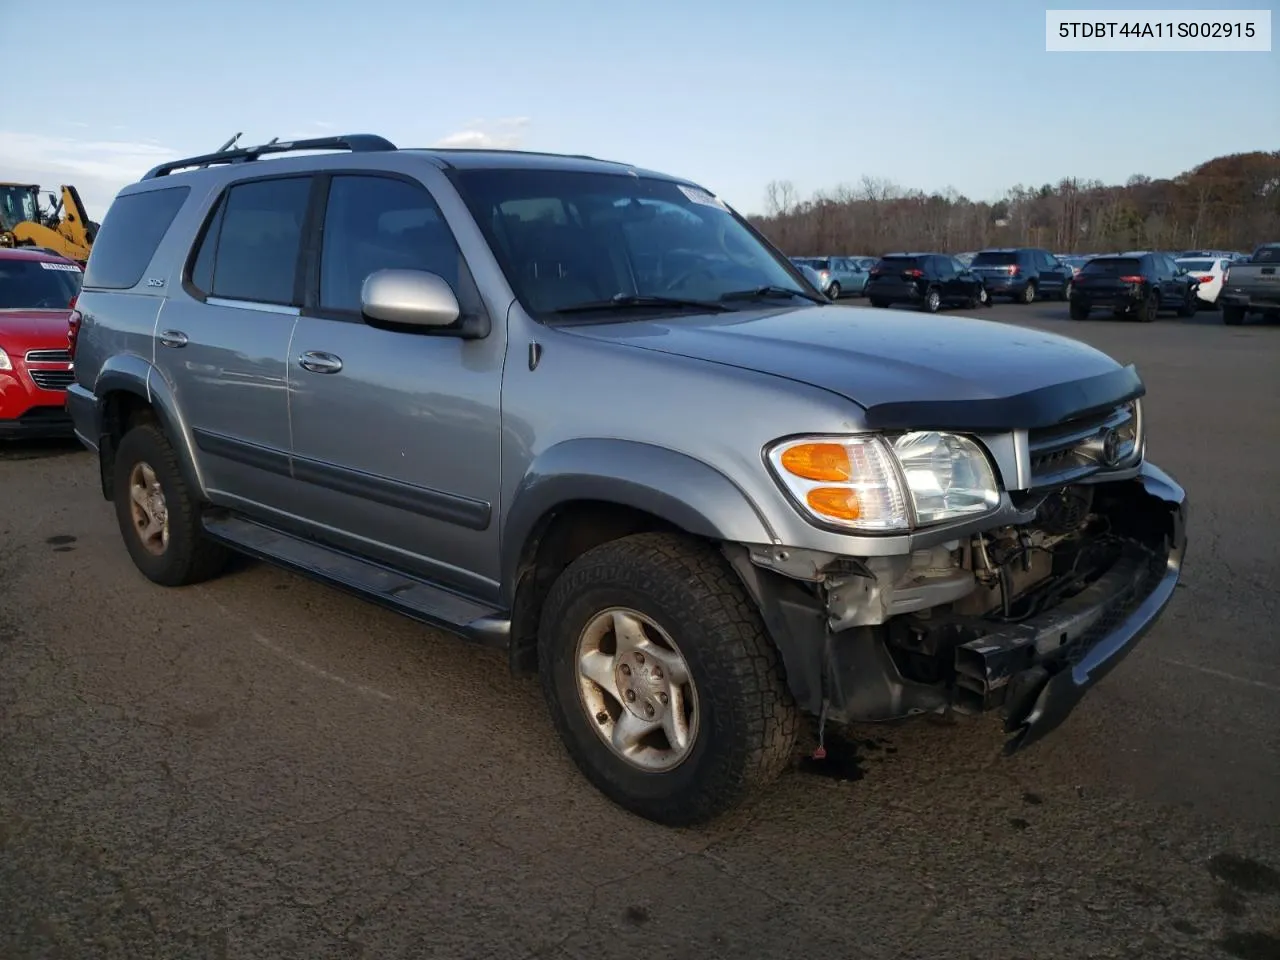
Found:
[1219,242,1280,325]
[66,135,1188,826]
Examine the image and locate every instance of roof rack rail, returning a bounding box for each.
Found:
[141,134,397,180]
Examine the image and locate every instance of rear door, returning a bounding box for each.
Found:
[152,174,312,513]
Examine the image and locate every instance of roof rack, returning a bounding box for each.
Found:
[141,134,397,180]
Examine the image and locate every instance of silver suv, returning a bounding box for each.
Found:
[67,135,1188,825]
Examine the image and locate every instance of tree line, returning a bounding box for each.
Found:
[746,151,1280,256]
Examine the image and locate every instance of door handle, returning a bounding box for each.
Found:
[159,330,188,348]
[298,351,343,374]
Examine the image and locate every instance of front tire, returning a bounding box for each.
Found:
[537,532,799,826]
[111,423,229,586]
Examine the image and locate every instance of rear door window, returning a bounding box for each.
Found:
[189,176,312,305]
[82,186,190,290]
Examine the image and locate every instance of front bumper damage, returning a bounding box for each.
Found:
[726,461,1187,754]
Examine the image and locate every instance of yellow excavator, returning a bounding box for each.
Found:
[0,182,98,264]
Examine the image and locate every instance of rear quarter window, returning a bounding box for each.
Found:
[82,186,190,290]
[1252,246,1280,264]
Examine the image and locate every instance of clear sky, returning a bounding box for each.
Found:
[2,0,1276,218]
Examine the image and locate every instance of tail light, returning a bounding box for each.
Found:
[1119,275,1145,283]
[1007,265,1020,275]
[869,269,881,278]
[1198,275,1214,283]
[905,268,924,278]
[68,309,83,358]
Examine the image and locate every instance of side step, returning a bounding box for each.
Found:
[202,514,510,648]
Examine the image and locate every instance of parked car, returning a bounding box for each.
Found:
[789,256,868,299]
[1174,255,1231,308]
[970,248,1073,303]
[1055,254,1092,277]
[794,262,831,299]
[1217,242,1280,325]
[865,253,990,311]
[1069,252,1199,322]
[0,246,82,439]
[954,252,976,268]
[68,134,1187,826]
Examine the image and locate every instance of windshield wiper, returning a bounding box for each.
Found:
[719,285,828,305]
[553,293,730,315]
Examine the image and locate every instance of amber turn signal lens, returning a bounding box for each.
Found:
[805,486,861,520]
[780,443,851,481]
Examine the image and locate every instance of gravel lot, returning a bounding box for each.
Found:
[2,300,1278,960]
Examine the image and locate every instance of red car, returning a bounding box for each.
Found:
[0,247,82,439]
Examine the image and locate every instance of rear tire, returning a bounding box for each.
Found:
[537,532,799,826]
[111,423,229,586]
[1020,281,1037,304]
[1137,293,1158,323]
[923,287,942,313]
[827,282,841,300]
[1222,305,1245,326]
[1060,280,1073,301]
[1177,291,1198,318]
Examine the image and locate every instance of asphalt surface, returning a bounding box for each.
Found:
[2,298,1278,960]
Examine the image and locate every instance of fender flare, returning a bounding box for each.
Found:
[499,438,778,604]
[93,356,206,500]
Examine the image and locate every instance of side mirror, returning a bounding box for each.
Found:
[361,269,461,329]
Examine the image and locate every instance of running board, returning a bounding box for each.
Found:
[201,515,510,648]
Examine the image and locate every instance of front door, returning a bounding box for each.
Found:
[151,174,312,515]
[285,171,505,597]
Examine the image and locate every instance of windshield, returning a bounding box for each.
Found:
[449,169,805,316]
[0,185,41,232]
[972,251,1018,266]
[1081,258,1141,276]
[0,258,82,309]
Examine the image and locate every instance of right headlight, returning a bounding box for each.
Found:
[765,432,1001,533]
[0,347,12,371]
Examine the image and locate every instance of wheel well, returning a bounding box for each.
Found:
[97,390,158,500]
[508,500,684,673]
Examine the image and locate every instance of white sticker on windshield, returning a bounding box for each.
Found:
[39,261,81,272]
[678,185,728,210]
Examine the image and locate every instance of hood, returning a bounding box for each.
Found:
[559,304,1144,431]
[0,309,74,351]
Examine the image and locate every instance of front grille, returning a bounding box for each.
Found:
[1026,401,1140,487]
[29,369,75,391]
[25,348,71,363]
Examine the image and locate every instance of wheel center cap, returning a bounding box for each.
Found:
[614,651,668,722]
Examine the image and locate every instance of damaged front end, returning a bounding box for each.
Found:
[726,461,1187,754]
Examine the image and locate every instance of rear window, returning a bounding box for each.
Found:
[972,251,1018,266]
[795,258,830,270]
[874,256,920,270]
[1081,258,1142,275]
[1252,246,1280,264]
[0,258,83,309]
[82,186,190,290]
[1177,260,1215,271]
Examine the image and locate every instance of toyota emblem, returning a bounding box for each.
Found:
[1099,427,1122,467]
